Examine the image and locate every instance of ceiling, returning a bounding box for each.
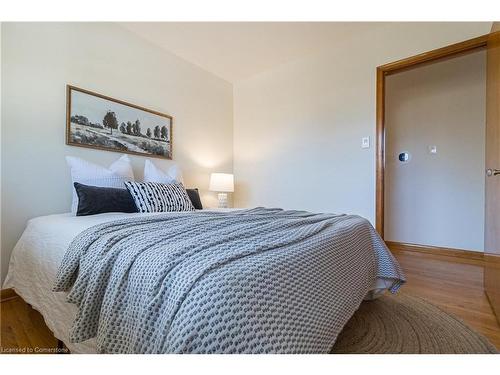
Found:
[120,22,389,83]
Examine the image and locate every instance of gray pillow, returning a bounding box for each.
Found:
[186,188,203,210]
[74,182,137,216]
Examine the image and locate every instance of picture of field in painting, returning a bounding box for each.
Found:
[68,89,172,159]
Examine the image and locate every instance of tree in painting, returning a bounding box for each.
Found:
[134,120,142,136]
[154,125,161,139]
[126,121,133,135]
[146,128,152,138]
[161,125,168,141]
[119,122,126,134]
[103,111,119,135]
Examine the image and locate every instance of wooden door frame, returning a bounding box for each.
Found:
[375,33,493,240]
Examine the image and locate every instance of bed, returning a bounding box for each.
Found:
[3,207,405,354]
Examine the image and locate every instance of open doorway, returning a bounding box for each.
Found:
[375,28,500,323]
[384,48,486,253]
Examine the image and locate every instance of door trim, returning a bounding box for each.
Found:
[375,33,493,237]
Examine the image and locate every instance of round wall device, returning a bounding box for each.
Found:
[398,152,411,163]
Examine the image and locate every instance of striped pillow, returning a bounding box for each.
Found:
[124,181,195,213]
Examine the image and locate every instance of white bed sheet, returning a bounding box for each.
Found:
[3,209,234,353]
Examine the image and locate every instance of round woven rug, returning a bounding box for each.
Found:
[331,293,498,354]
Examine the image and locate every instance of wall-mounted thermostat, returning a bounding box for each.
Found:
[398,152,411,163]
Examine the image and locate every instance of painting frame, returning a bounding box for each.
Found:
[66,85,173,160]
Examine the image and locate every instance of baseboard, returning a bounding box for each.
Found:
[1,288,18,303]
[386,241,484,263]
[484,253,500,264]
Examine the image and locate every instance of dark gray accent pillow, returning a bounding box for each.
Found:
[74,182,138,216]
[186,188,203,210]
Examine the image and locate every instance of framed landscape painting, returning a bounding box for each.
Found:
[66,85,173,159]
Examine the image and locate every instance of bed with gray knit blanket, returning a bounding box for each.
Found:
[53,207,405,354]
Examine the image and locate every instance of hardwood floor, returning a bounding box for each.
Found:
[393,249,500,349]
[0,294,61,354]
[1,250,499,353]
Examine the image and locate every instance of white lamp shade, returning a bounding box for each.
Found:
[209,173,234,192]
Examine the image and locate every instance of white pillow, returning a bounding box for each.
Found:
[143,159,184,184]
[66,154,135,214]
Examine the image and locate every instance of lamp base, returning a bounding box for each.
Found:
[217,193,228,209]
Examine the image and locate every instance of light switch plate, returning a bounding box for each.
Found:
[362,137,370,149]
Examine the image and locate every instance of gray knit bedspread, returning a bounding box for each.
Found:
[53,207,405,354]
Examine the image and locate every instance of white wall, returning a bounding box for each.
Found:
[385,51,486,251]
[1,23,233,283]
[233,23,490,222]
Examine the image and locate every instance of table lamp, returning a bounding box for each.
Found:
[209,173,234,208]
